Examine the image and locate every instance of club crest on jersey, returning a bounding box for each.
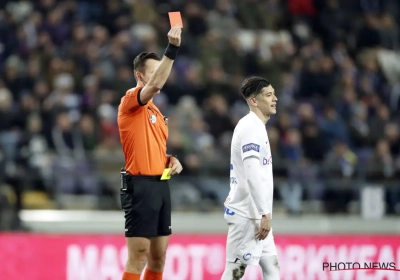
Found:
[149,114,157,124]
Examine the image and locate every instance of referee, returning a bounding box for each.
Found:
[118,26,183,280]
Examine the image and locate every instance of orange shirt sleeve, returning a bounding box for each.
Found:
[119,86,145,113]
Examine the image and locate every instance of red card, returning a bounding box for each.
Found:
[168,11,183,28]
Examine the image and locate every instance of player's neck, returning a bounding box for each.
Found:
[251,108,270,124]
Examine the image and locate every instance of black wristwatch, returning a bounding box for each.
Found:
[169,154,178,161]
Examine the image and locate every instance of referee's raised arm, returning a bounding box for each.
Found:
[119,26,182,113]
[139,26,181,105]
[118,25,183,280]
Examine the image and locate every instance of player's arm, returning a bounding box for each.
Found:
[240,133,271,216]
[139,26,181,105]
[243,156,271,216]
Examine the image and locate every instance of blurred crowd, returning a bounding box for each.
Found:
[1,0,400,230]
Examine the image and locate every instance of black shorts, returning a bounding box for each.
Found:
[120,175,172,238]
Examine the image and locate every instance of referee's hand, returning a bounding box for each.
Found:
[168,156,183,176]
[255,214,271,240]
[168,25,182,47]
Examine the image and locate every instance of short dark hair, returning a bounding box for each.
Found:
[133,52,161,74]
[240,76,271,99]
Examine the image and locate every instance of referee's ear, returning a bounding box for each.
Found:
[134,71,140,82]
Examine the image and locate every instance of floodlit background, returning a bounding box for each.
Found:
[0,0,399,279]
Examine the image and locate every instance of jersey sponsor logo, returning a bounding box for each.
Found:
[224,207,235,216]
[230,164,233,170]
[149,114,157,124]
[230,177,237,184]
[242,143,260,153]
[263,156,272,165]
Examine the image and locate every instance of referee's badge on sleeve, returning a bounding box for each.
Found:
[149,114,157,124]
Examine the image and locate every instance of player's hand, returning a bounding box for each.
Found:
[168,25,182,47]
[255,214,271,240]
[168,156,183,175]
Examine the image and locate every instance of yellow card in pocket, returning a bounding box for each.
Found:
[161,168,171,180]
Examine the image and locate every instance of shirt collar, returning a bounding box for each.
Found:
[249,111,265,126]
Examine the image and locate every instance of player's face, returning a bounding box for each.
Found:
[138,59,161,94]
[255,85,278,116]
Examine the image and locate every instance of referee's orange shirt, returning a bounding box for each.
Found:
[117,87,168,176]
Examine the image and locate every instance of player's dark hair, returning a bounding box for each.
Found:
[240,77,271,100]
[133,52,161,78]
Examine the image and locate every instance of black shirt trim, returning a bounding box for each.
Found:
[137,88,147,106]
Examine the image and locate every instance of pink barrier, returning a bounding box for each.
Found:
[0,233,399,280]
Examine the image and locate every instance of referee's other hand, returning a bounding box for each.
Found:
[168,156,183,176]
[255,214,271,240]
[168,25,182,47]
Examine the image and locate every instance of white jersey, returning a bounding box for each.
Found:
[224,111,274,220]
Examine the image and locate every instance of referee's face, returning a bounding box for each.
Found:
[142,59,161,94]
[255,85,278,116]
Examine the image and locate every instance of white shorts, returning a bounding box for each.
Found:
[224,208,277,266]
